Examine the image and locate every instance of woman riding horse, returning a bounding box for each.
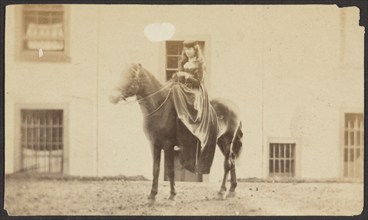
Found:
[109,45,243,202]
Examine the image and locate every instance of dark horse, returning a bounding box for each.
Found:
[109,63,243,203]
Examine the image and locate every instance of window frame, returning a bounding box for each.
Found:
[14,4,71,62]
[341,112,364,180]
[164,40,206,81]
[14,103,69,174]
[20,109,64,173]
[268,142,296,178]
[266,137,300,179]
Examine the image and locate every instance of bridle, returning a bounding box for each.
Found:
[117,64,173,117]
[117,64,141,102]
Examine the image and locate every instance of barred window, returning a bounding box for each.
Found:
[269,143,296,178]
[343,113,364,179]
[21,109,64,173]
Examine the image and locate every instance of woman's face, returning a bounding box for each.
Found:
[184,46,196,58]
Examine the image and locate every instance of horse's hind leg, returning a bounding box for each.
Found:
[218,156,231,200]
[227,157,237,198]
[148,146,161,204]
[164,148,176,201]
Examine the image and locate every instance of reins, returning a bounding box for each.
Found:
[118,65,175,118]
[119,82,172,105]
[140,85,173,118]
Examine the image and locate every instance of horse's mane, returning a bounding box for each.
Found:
[135,64,164,98]
[139,66,163,88]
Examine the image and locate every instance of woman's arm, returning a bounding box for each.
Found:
[196,62,205,83]
[178,59,185,71]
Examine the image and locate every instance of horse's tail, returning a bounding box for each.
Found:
[232,121,243,159]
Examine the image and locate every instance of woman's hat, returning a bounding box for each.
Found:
[183,40,197,48]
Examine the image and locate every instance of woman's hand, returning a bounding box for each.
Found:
[176,71,191,78]
[172,71,200,88]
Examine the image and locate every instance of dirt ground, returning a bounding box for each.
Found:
[4,176,364,216]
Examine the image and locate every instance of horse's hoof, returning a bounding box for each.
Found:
[168,195,176,201]
[217,192,226,200]
[147,195,156,205]
[168,196,176,206]
[147,199,155,206]
[227,191,236,198]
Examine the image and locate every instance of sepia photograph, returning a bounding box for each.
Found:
[3,3,365,216]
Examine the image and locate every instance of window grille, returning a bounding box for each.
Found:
[269,143,296,178]
[343,113,364,179]
[165,40,205,81]
[21,109,63,173]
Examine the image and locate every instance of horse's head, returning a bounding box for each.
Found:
[109,63,142,104]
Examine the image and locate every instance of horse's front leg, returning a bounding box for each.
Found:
[164,148,176,201]
[148,146,161,204]
[218,155,231,200]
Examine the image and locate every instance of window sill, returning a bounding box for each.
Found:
[15,50,70,63]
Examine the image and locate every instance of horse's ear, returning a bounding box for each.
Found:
[136,63,142,76]
[128,63,141,77]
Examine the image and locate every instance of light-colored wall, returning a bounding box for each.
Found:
[5,5,364,181]
[5,5,100,176]
[96,5,265,180]
[261,6,364,179]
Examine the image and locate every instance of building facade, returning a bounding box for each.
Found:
[5,5,364,181]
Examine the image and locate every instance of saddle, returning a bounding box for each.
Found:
[171,85,218,174]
